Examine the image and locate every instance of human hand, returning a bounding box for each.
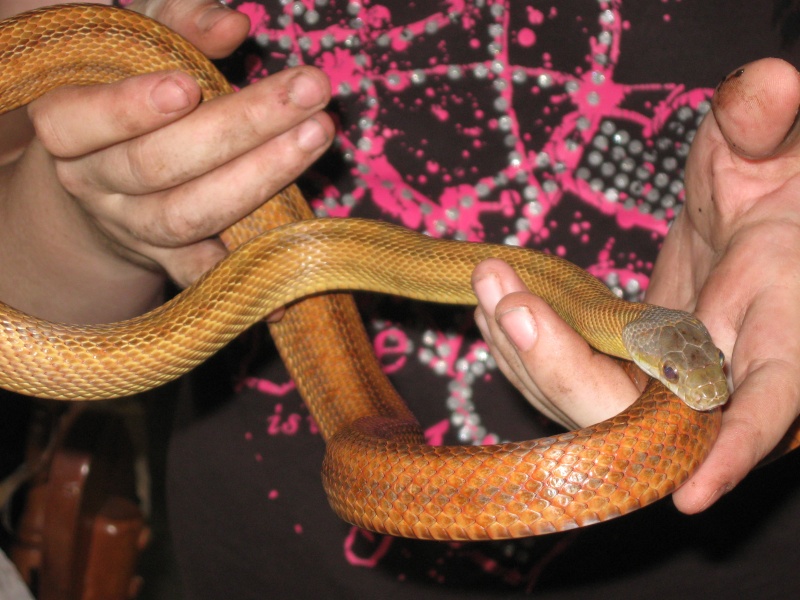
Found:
[647,58,800,513]
[473,57,800,515]
[0,0,334,324]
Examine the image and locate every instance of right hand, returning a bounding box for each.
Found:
[0,0,334,324]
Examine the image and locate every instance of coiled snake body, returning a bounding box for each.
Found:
[0,4,734,539]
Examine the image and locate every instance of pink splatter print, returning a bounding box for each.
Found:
[221,0,714,589]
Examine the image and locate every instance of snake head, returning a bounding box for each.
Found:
[622,307,729,411]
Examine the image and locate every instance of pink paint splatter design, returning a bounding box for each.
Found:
[112,0,716,590]
[230,0,712,444]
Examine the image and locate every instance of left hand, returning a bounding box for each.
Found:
[473,57,800,514]
[0,1,332,324]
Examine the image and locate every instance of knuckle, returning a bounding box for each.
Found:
[239,97,275,137]
[29,102,73,157]
[241,72,319,135]
[53,159,92,198]
[124,137,174,192]
[155,199,206,246]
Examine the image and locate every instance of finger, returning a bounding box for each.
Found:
[473,263,572,425]
[472,258,530,329]
[80,67,331,196]
[473,260,569,424]
[475,300,577,426]
[130,0,251,59]
[91,112,334,252]
[498,294,637,427]
[473,260,637,428]
[28,71,202,158]
[713,58,800,160]
[265,307,286,323]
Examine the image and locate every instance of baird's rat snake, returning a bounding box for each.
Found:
[0,4,752,539]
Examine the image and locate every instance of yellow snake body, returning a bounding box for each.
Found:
[0,4,729,539]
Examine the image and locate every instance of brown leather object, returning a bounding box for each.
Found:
[12,410,147,600]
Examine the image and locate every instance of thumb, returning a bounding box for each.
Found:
[713,58,800,160]
[129,0,251,59]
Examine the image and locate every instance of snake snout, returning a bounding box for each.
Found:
[686,385,729,411]
[682,367,730,411]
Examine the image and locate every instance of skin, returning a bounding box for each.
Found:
[1,1,798,516]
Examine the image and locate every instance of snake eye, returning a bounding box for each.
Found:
[662,362,679,382]
[718,350,725,367]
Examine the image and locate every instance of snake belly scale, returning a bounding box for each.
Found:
[0,4,726,540]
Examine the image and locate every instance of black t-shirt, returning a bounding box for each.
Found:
[135,1,800,598]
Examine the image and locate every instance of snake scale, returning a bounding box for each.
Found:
[0,4,737,540]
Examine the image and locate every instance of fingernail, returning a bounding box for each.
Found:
[296,117,329,152]
[151,76,192,114]
[198,5,231,32]
[498,307,537,352]
[289,73,325,109]
[473,273,503,311]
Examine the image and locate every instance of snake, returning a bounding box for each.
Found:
[0,4,734,540]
